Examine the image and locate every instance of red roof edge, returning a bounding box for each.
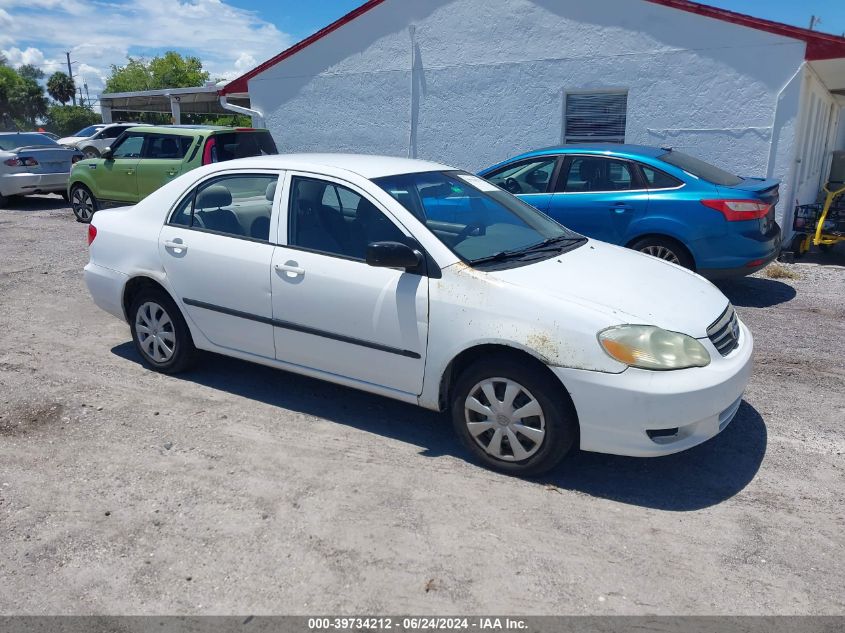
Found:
[221,0,845,95]
[220,0,389,95]
[645,0,845,61]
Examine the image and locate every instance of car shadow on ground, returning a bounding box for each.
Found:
[542,401,766,511]
[112,342,767,512]
[716,276,796,308]
[2,194,68,211]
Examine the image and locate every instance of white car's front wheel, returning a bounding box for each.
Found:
[451,355,577,475]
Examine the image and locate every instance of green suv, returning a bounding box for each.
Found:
[68,125,277,222]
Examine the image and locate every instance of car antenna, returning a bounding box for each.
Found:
[660,146,673,152]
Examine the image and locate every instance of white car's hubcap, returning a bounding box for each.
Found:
[135,301,175,363]
[464,377,546,462]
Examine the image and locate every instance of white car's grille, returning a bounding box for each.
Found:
[707,304,740,356]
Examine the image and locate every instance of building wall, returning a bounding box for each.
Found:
[249,0,808,226]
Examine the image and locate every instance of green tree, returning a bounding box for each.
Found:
[0,65,48,129]
[44,104,101,137]
[193,113,252,127]
[104,51,209,93]
[18,64,45,81]
[47,71,75,104]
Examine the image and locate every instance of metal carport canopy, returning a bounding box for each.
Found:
[98,84,252,123]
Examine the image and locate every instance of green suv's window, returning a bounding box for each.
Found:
[144,134,193,160]
[112,134,144,158]
[205,130,277,162]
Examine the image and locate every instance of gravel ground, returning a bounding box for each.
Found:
[1,194,844,615]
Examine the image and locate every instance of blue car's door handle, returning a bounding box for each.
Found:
[611,203,632,214]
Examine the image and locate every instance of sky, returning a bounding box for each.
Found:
[1,0,844,102]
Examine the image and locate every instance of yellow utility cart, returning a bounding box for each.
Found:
[792,182,845,256]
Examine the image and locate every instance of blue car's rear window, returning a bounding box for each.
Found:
[658,151,742,186]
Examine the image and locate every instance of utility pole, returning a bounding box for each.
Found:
[65,51,76,106]
[808,15,822,31]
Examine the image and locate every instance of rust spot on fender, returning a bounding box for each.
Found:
[526,332,558,362]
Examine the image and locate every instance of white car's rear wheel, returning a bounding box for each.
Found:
[451,355,577,475]
[70,185,98,223]
[129,288,196,374]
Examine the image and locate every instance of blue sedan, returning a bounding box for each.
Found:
[478,145,781,279]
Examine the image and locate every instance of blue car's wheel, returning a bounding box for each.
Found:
[630,236,694,270]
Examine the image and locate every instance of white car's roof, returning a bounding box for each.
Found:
[224,153,454,179]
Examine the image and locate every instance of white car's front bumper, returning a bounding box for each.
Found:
[552,322,753,457]
[1,171,69,196]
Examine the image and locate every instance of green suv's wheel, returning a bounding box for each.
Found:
[70,185,98,223]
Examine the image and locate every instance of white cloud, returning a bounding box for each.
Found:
[234,52,257,73]
[0,9,13,45]
[1,0,291,98]
[2,46,46,67]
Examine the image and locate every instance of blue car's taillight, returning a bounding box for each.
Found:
[701,199,770,221]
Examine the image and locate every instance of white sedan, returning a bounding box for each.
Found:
[84,154,752,475]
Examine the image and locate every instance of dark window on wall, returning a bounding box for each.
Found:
[564,91,628,144]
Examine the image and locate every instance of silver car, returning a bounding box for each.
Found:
[57,124,106,148]
[0,132,83,206]
[72,123,143,158]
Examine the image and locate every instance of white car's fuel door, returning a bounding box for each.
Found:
[158,171,283,358]
[270,172,429,395]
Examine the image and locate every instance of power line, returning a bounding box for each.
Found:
[65,51,77,106]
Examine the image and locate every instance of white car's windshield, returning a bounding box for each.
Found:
[374,170,583,265]
[73,125,103,137]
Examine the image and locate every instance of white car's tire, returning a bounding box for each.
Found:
[451,354,577,476]
[82,147,100,159]
[129,288,197,374]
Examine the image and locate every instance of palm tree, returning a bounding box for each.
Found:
[47,72,75,104]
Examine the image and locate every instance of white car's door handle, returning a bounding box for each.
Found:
[164,240,187,251]
[275,263,305,276]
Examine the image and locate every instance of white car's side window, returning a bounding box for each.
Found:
[169,173,280,242]
[287,175,408,260]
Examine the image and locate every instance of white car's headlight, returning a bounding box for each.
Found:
[598,325,710,370]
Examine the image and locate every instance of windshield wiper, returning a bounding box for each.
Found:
[518,235,586,254]
[469,235,586,266]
